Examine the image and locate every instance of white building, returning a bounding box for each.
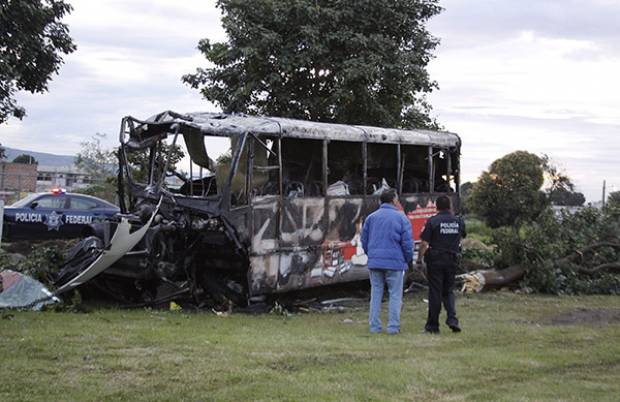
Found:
[36,165,95,192]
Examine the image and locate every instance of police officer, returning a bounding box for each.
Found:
[417,195,466,334]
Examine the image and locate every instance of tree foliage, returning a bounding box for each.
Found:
[608,191,620,207]
[606,191,620,218]
[459,181,474,214]
[541,154,573,193]
[183,0,442,128]
[464,154,618,295]
[540,154,585,206]
[74,134,117,202]
[73,134,185,202]
[494,208,620,295]
[12,154,37,164]
[0,0,76,123]
[75,134,116,178]
[125,142,185,184]
[470,151,547,228]
[0,143,5,159]
[548,189,585,206]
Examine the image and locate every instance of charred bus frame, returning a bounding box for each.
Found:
[57,112,461,306]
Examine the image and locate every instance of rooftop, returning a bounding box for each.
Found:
[129,111,461,148]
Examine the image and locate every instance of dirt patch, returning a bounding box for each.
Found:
[547,308,620,326]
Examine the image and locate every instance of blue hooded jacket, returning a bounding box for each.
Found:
[361,203,413,270]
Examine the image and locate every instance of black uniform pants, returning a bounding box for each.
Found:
[425,263,459,331]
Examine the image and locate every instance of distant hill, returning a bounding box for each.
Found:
[2,147,75,167]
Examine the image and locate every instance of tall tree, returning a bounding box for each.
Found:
[183,0,442,128]
[541,155,585,206]
[470,151,548,229]
[608,191,620,208]
[548,189,585,207]
[12,154,37,164]
[74,134,185,202]
[0,0,76,123]
[459,181,474,214]
[0,143,5,159]
[606,191,620,218]
[73,134,117,201]
[124,143,185,184]
[74,134,116,179]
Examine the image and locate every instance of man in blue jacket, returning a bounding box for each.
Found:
[361,189,413,334]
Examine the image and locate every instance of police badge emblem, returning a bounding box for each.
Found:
[46,211,63,231]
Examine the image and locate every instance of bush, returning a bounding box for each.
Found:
[0,240,79,288]
[461,247,496,270]
[464,217,494,244]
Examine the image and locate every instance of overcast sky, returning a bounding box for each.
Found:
[2,0,619,201]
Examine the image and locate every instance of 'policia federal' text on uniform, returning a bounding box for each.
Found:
[421,210,466,332]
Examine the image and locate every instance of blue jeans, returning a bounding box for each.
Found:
[369,269,405,334]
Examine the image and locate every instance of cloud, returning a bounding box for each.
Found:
[437,111,619,199]
[432,0,620,50]
[67,0,226,44]
[4,0,223,155]
[2,0,618,202]
[427,1,620,200]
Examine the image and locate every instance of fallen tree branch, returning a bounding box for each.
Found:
[578,262,620,274]
[559,242,620,265]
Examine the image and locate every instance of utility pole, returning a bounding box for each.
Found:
[602,180,606,208]
[0,199,4,248]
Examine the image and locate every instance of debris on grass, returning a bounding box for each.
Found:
[0,269,59,310]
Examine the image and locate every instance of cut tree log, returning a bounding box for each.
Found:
[458,265,525,293]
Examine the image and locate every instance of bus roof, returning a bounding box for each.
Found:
[124,111,461,148]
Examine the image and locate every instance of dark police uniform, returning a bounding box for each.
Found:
[420,210,466,332]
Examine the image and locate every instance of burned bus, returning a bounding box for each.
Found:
[55,112,461,306]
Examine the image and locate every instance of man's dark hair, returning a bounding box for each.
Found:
[436,195,451,211]
[380,188,398,204]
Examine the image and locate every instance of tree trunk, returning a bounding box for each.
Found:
[458,265,526,293]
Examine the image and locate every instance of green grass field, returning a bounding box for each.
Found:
[1,292,619,401]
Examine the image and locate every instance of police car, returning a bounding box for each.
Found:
[1,189,119,241]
